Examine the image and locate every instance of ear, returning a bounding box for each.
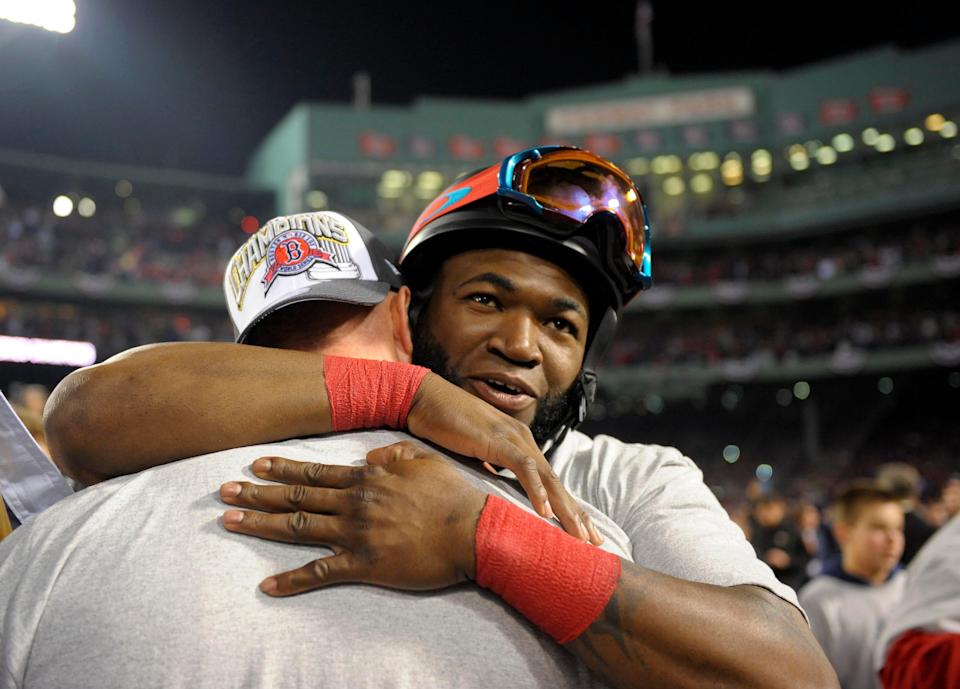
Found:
[388,286,414,363]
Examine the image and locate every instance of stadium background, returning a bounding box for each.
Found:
[1,3,958,567]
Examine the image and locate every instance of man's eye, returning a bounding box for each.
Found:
[469,293,497,306]
[550,318,577,336]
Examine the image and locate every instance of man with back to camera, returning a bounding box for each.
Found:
[44,147,838,689]
[0,214,628,689]
[875,514,960,689]
[799,481,906,689]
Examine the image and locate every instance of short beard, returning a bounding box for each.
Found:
[411,323,580,447]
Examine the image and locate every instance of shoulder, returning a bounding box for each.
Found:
[550,430,702,521]
[552,430,696,484]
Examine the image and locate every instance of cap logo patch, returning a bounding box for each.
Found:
[262,230,335,292]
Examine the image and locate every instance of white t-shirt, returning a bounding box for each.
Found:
[799,568,907,689]
[874,515,960,672]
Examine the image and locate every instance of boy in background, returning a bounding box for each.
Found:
[799,482,906,689]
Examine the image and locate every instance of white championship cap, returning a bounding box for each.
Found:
[223,211,402,343]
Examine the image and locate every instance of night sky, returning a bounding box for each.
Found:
[1,0,956,175]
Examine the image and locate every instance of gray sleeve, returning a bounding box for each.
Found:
[615,447,804,615]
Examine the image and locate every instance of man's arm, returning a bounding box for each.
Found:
[567,573,836,689]
[43,343,334,485]
[218,455,840,689]
[44,342,598,542]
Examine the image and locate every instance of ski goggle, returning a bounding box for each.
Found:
[410,146,653,299]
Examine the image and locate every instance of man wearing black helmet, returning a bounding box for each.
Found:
[42,148,837,689]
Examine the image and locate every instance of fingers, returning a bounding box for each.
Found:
[366,440,432,465]
[252,457,377,488]
[500,444,600,545]
[541,469,603,546]
[259,554,359,597]
[483,435,551,519]
[222,508,342,546]
[220,481,340,514]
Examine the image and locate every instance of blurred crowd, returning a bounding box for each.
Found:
[0,299,232,359]
[653,222,960,287]
[0,200,243,289]
[728,467,958,591]
[610,307,960,367]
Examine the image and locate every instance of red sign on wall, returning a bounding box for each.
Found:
[869,87,910,114]
[448,134,485,160]
[493,136,527,157]
[358,131,396,157]
[819,99,859,126]
[584,133,622,155]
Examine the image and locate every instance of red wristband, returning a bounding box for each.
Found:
[322,355,430,431]
[474,494,621,644]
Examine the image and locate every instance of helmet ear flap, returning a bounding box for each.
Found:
[577,369,598,425]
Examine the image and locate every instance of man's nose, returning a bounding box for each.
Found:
[487,311,543,367]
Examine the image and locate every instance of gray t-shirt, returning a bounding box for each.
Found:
[874,514,960,672]
[0,431,628,689]
[1,429,800,688]
[549,430,803,608]
[799,570,907,689]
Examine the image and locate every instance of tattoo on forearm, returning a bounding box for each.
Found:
[568,566,649,674]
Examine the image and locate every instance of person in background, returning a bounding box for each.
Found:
[750,493,810,590]
[875,515,960,689]
[941,475,960,522]
[799,481,906,689]
[876,462,936,564]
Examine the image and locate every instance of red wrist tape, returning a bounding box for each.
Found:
[475,494,621,644]
[323,355,430,431]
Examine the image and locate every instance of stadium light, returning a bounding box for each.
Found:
[787,145,809,171]
[306,190,328,209]
[52,194,73,217]
[861,128,880,146]
[690,173,713,194]
[625,157,649,176]
[723,445,740,464]
[751,149,772,177]
[721,158,743,185]
[115,180,133,198]
[875,134,896,153]
[688,152,719,171]
[77,196,96,217]
[652,155,682,175]
[0,0,76,34]
[903,128,924,146]
[925,114,946,132]
[661,176,685,196]
[832,133,855,152]
[815,146,837,165]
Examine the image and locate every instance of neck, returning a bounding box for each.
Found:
[841,554,891,585]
